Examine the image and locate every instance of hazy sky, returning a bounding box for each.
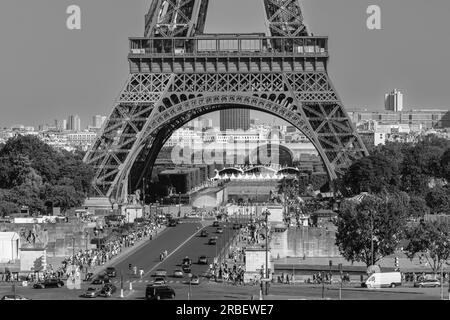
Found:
[0,0,449,128]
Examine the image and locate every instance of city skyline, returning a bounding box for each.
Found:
[0,0,450,127]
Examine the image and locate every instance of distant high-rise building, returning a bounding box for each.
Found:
[62,119,67,131]
[68,115,81,131]
[92,115,106,128]
[220,109,250,131]
[385,89,404,112]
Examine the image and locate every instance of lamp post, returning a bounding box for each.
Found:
[143,177,146,205]
[178,192,181,218]
[263,208,271,295]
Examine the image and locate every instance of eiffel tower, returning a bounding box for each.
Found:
[84,0,368,204]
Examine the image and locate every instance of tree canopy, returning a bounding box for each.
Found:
[0,135,94,216]
[404,220,450,273]
[335,193,408,267]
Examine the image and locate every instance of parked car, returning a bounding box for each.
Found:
[198,255,208,265]
[33,278,64,289]
[100,284,117,297]
[154,277,166,285]
[414,278,441,288]
[173,269,184,278]
[168,219,178,227]
[146,285,176,300]
[208,237,217,245]
[154,269,167,277]
[1,294,30,300]
[105,267,117,278]
[216,227,223,234]
[190,275,200,285]
[200,230,209,237]
[233,223,241,230]
[213,221,220,227]
[83,287,101,298]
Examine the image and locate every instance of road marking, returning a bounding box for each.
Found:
[144,223,206,278]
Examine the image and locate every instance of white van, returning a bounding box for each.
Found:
[364,272,402,288]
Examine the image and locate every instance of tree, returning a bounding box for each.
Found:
[404,220,450,273]
[425,186,450,215]
[343,154,400,195]
[335,194,408,267]
[408,195,430,218]
[441,149,450,181]
[41,184,84,213]
[0,201,19,217]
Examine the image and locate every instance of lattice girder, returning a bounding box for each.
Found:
[85,69,367,202]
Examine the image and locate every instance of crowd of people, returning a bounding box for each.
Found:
[209,261,245,285]
[49,220,164,280]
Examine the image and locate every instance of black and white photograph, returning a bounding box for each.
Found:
[0,0,450,311]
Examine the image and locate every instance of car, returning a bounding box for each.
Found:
[83,287,101,298]
[33,278,65,289]
[233,223,241,230]
[208,237,217,245]
[168,219,178,227]
[216,227,223,234]
[182,265,192,274]
[198,255,208,265]
[1,294,30,300]
[100,284,117,297]
[213,221,220,227]
[190,275,200,285]
[105,267,117,278]
[91,276,110,285]
[154,277,166,285]
[182,257,192,267]
[173,269,184,278]
[414,278,441,288]
[146,285,176,300]
[200,230,209,237]
[154,269,167,277]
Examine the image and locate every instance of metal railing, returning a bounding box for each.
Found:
[129,36,328,57]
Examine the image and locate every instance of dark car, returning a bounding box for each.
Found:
[208,237,217,245]
[182,257,192,267]
[33,278,64,289]
[198,255,208,265]
[105,267,117,278]
[213,221,220,227]
[182,265,192,274]
[168,219,178,227]
[216,227,223,234]
[146,285,176,300]
[100,284,117,297]
[200,230,208,237]
[233,223,241,230]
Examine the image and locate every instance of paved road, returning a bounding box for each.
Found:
[112,220,238,283]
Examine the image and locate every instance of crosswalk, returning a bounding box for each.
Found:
[111,279,185,285]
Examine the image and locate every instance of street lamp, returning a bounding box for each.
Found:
[178,192,182,218]
[263,208,271,295]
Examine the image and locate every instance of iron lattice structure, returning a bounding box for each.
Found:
[84,0,368,203]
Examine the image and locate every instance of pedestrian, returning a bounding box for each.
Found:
[139,268,144,279]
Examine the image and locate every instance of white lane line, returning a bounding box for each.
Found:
[144,223,206,278]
